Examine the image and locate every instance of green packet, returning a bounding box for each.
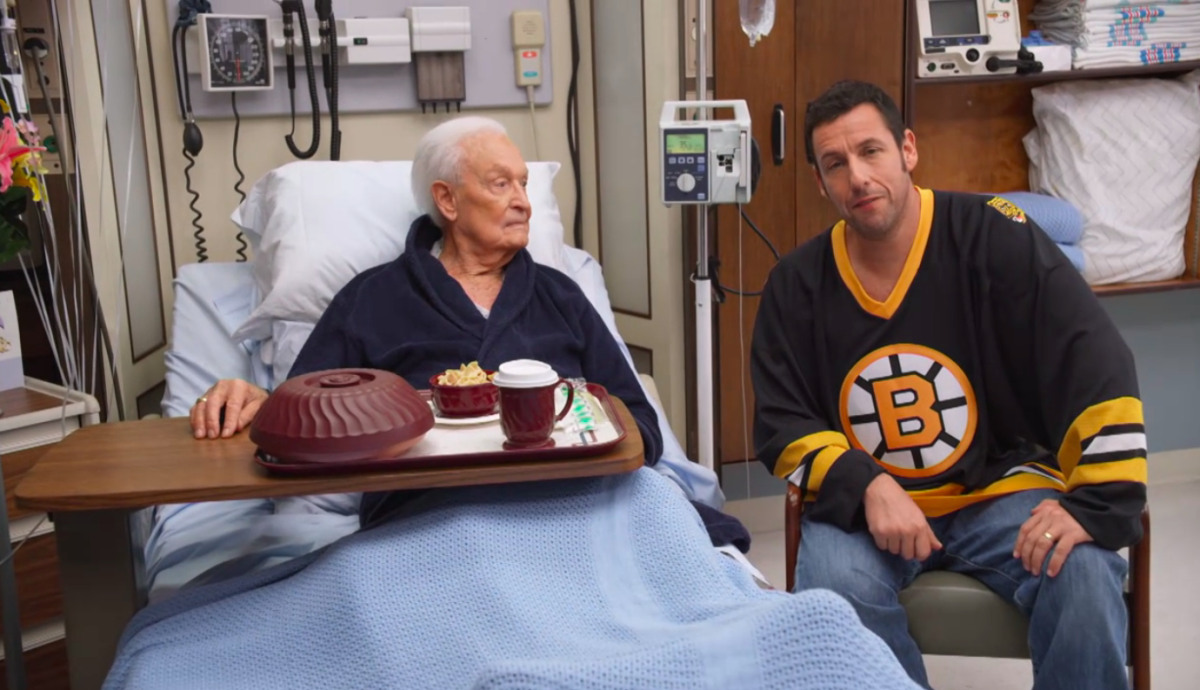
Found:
[562,380,610,431]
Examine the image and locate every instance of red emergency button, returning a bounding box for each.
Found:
[522,50,538,58]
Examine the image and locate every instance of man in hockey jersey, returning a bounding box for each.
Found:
[751,79,1144,690]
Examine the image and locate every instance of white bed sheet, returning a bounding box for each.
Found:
[150,249,724,603]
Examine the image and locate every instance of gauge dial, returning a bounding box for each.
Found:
[202,16,273,91]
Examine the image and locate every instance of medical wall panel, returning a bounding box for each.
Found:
[163,0,555,119]
[592,0,651,317]
[93,0,169,362]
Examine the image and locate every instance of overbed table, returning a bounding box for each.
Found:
[13,399,644,690]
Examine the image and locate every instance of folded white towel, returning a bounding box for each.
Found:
[1031,0,1200,45]
[1073,43,1200,68]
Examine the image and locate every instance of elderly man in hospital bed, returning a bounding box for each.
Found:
[109,116,925,689]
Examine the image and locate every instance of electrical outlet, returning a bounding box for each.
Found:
[15,0,62,100]
[511,10,544,87]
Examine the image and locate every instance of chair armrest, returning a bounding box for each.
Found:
[785,482,801,592]
[1130,507,1151,688]
[639,374,663,407]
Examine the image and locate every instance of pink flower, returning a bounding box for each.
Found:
[16,120,40,148]
[0,119,38,193]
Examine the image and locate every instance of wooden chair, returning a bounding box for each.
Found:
[785,484,1151,689]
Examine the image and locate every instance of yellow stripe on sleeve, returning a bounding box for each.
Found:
[1067,457,1148,490]
[801,446,844,492]
[1057,397,1144,477]
[774,431,849,480]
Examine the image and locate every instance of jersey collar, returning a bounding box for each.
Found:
[832,187,934,320]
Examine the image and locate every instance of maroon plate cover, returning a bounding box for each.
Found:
[250,368,435,464]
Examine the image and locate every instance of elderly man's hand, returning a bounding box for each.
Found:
[190,379,269,440]
[1015,499,1092,578]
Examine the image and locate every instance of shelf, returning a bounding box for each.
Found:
[915,60,1200,87]
[1092,275,1200,297]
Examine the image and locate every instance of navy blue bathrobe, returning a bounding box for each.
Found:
[288,216,664,526]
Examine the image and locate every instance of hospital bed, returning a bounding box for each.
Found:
[15,160,733,689]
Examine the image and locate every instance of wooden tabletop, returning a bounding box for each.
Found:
[14,399,644,512]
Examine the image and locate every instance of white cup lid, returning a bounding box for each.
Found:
[492,359,559,389]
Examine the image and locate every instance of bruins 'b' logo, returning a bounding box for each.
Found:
[839,345,977,478]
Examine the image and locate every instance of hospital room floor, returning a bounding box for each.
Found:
[728,473,1200,689]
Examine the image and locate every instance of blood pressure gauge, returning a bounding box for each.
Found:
[198,14,274,92]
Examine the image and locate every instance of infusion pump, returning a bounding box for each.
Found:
[659,100,752,206]
[917,0,1033,78]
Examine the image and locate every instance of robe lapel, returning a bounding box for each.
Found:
[480,250,536,356]
[403,217,487,339]
[402,216,538,353]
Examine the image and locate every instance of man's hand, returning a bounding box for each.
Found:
[190,379,269,440]
[863,473,943,561]
[1014,499,1092,578]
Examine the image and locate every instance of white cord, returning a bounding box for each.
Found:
[0,515,48,570]
[738,205,751,499]
[526,85,541,161]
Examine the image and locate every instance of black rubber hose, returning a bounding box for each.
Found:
[328,10,341,161]
[183,148,206,262]
[231,92,248,262]
[566,0,582,248]
[284,2,321,159]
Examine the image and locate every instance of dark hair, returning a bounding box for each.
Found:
[804,80,906,166]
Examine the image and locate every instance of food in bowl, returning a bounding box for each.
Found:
[436,361,496,386]
[429,362,499,418]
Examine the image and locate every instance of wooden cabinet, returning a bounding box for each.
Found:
[0,380,101,689]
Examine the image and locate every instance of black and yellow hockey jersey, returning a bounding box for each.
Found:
[751,188,1147,550]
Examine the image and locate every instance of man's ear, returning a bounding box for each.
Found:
[902,129,919,174]
[812,167,828,199]
[431,181,458,223]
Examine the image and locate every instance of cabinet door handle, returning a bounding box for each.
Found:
[772,104,785,166]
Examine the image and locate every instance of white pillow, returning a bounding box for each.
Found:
[231,160,567,341]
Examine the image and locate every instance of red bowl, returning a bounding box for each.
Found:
[429,371,499,418]
[250,368,435,464]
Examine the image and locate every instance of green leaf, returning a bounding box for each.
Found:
[0,186,32,263]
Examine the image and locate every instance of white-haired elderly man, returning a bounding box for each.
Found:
[190,116,745,538]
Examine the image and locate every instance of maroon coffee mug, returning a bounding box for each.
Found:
[498,380,575,449]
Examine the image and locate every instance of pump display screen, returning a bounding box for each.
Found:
[666,133,706,155]
[929,0,981,36]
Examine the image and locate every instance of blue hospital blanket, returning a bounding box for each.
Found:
[105,469,920,690]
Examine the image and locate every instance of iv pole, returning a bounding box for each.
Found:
[693,0,715,473]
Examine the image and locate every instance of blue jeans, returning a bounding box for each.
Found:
[793,489,1129,690]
